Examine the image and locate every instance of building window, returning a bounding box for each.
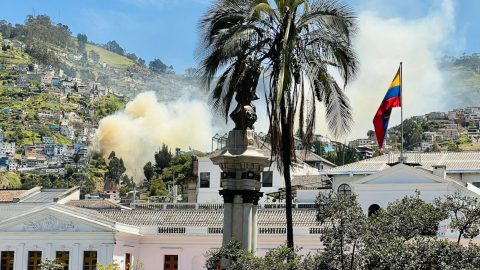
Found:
[1,251,14,270]
[219,172,223,188]
[164,255,178,270]
[337,184,351,196]
[262,171,273,187]
[125,253,131,270]
[83,251,97,270]
[200,172,210,188]
[473,182,480,188]
[56,251,69,270]
[368,204,381,217]
[28,251,41,270]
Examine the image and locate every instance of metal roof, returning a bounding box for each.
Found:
[22,189,69,202]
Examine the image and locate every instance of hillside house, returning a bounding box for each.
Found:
[356,146,374,159]
[25,146,36,157]
[349,139,374,147]
[27,156,37,167]
[52,77,61,86]
[45,144,55,156]
[424,132,436,143]
[41,74,53,84]
[61,79,75,87]
[42,137,54,144]
[421,142,433,151]
[0,142,15,155]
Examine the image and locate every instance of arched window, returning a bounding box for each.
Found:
[337,184,351,196]
[368,204,381,217]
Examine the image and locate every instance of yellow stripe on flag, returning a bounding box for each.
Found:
[389,68,400,89]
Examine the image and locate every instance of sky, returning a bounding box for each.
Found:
[0,0,479,73]
[1,0,479,140]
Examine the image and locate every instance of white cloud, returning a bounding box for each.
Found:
[314,0,462,140]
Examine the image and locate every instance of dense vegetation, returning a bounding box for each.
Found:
[388,117,475,152]
[0,15,174,74]
[206,192,480,269]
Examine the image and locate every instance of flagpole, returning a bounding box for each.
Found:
[400,62,404,162]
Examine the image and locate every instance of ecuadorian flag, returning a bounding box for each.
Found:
[373,68,401,153]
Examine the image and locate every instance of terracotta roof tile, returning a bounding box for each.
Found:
[295,150,336,167]
[96,208,321,227]
[66,200,123,209]
[0,190,28,202]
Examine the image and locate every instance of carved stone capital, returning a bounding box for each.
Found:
[220,189,263,205]
[219,190,236,204]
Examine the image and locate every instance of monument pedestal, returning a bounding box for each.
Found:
[211,130,270,254]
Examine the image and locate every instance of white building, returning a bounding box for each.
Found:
[0,187,323,270]
[326,152,480,186]
[349,138,374,147]
[8,160,17,171]
[2,151,480,269]
[0,142,15,155]
[421,142,433,151]
[197,148,322,203]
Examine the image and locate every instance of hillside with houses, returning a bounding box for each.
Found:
[0,15,207,193]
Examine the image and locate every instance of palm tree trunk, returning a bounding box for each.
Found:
[280,95,294,249]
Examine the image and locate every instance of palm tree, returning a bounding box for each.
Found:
[197,0,358,248]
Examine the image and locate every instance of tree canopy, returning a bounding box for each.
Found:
[197,0,359,249]
[149,59,174,74]
[106,40,125,56]
[206,191,480,269]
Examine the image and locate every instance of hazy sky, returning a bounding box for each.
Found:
[0,0,478,74]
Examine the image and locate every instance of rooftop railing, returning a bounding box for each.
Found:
[130,202,316,210]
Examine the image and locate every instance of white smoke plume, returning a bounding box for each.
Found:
[96,92,212,180]
[314,0,462,140]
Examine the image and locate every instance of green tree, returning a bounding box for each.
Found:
[89,50,100,62]
[148,59,168,73]
[106,40,125,56]
[81,176,97,198]
[39,125,52,137]
[205,192,480,270]
[367,130,375,138]
[143,161,154,181]
[121,174,135,189]
[149,177,168,196]
[126,53,138,62]
[77,33,88,43]
[197,0,359,249]
[73,153,80,169]
[138,58,146,67]
[105,152,126,186]
[154,144,172,173]
[443,193,480,243]
[73,82,78,92]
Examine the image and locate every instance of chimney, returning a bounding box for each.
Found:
[432,165,446,179]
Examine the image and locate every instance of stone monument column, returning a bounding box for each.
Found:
[210,57,268,267]
[211,130,269,253]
